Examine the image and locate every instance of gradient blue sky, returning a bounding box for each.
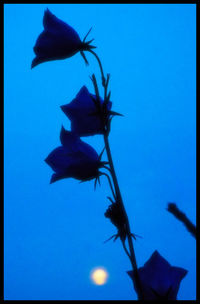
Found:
[4,4,196,300]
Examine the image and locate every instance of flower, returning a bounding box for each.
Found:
[127,251,187,300]
[31,8,95,68]
[45,126,105,183]
[61,86,112,136]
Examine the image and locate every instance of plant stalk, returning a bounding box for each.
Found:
[88,49,106,87]
[90,50,144,300]
[104,134,143,300]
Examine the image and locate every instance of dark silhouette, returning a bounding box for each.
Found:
[32,9,190,300]
[127,251,188,300]
[45,126,106,183]
[31,9,95,68]
[167,203,196,239]
[61,86,112,136]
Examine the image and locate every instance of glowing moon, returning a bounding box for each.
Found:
[90,267,108,285]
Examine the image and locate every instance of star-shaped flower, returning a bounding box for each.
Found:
[61,86,112,136]
[127,251,187,300]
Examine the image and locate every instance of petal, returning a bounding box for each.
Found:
[78,140,99,162]
[61,86,104,115]
[167,266,188,299]
[60,126,99,162]
[33,31,60,56]
[61,86,112,136]
[170,266,188,283]
[77,86,97,107]
[143,251,171,273]
[45,146,77,172]
[68,86,97,111]
[31,56,44,69]
[33,30,80,59]
[45,131,101,182]
[43,8,81,43]
[127,251,188,300]
[68,111,103,136]
[31,9,83,68]
[50,172,68,183]
[140,251,172,295]
[60,126,80,151]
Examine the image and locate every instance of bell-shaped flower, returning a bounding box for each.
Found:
[31,8,95,68]
[127,251,187,300]
[45,126,105,183]
[61,86,112,136]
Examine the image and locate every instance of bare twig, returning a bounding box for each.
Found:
[167,202,196,239]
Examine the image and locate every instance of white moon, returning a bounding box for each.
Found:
[90,267,108,285]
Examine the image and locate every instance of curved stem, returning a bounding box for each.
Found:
[102,165,112,173]
[88,49,106,87]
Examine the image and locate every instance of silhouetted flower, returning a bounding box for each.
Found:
[45,126,105,183]
[127,251,187,300]
[61,86,112,136]
[31,8,95,68]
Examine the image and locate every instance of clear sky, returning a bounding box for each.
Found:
[4,4,196,300]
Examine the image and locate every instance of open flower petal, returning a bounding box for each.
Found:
[60,126,99,161]
[127,251,187,300]
[45,126,102,183]
[61,86,112,136]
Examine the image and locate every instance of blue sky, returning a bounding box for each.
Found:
[4,4,196,300]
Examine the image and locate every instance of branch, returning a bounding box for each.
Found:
[167,202,196,239]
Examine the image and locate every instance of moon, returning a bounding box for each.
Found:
[90,267,108,285]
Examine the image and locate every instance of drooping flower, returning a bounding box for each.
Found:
[45,126,105,183]
[61,86,112,136]
[31,8,95,68]
[127,251,187,300]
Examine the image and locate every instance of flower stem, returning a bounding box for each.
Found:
[100,172,117,201]
[90,49,144,300]
[88,49,106,87]
[103,134,143,300]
